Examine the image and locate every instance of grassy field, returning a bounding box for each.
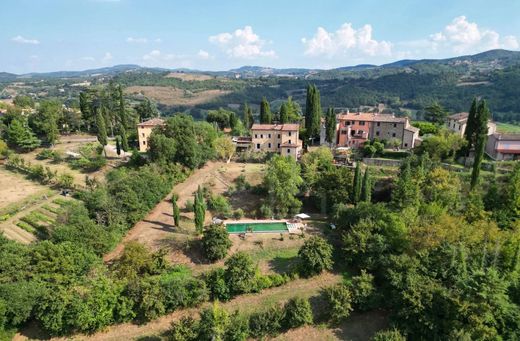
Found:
[496,122,520,133]
[125,85,230,106]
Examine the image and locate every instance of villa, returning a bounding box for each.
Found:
[137,118,165,152]
[250,123,302,159]
[446,112,496,137]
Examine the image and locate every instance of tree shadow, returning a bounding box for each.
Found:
[142,219,176,232]
[331,310,390,341]
[135,336,162,341]
[268,255,299,274]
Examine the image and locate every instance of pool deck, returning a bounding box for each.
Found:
[224,219,304,234]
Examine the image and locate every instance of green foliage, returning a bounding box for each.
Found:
[172,196,180,227]
[30,99,61,145]
[263,154,303,217]
[416,129,466,161]
[361,169,372,203]
[324,283,353,323]
[224,252,256,295]
[471,99,491,190]
[283,296,313,328]
[351,162,363,204]
[168,316,199,341]
[95,108,108,147]
[249,305,284,338]
[6,119,41,151]
[13,95,34,108]
[202,224,232,262]
[305,84,322,142]
[206,108,236,130]
[412,121,439,136]
[259,97,272,124]
[371,329,406,341]
[213,136,235,162]
[113,242,166,280]
[135,97,159,121]
[350,270,376,311]
[194,186,206,234]
[226,311,250,341]
[198,302,229,341]
[325,107,336,144]
[298,236,333,277]
[424,101,447,125]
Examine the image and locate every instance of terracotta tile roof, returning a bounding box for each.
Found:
[139,118,165,126]
[251,123,300,131]
[448,112,469,122]
[337,112,407,123]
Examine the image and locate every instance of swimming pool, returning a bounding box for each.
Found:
[225,221,289,233]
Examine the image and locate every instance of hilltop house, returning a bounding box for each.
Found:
[137,118,165,152]
[250,123,302,159]
[336,112,419,149]
[446,112,496,137]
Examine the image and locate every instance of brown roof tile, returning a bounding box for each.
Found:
[139,118,165,126]
[251,123,300,131]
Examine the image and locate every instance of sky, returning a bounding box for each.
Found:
[2,0,520,73]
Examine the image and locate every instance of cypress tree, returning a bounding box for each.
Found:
[172,194,180,227]
[118,84,127,128]
[116,136,121,156]
[260,97,272,124]
[243,103,251,129]
[470,100,490,190]
[280,103,289,124]
[464,98,478,156]
[361,169,372,203]
[95,107,108,149]
[120,124,129,152]
[352,162,363,204]
[325,107,336,145]
[247,106,254,128]
[194,186,206,234]
[305,84,322,143]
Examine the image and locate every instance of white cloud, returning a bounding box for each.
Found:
[11,35,40,45]
[301,23,392,58]
[81,56,96,62]
[430,16,519,54]
[126,37,148,44]
[209,26,276,59]
[197,49,211,59]
[102,52,113,63]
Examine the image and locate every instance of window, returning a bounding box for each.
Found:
[393,123,397,128]
[404,143,408,147]
[341,130,347,135]
[357,130,363,135]
[359,121,365,126]
[260,134,263,138]
[268,143,271,148]
[350,130,355,136]
[288,131,292,136]
[376,131,380,136]
[376,122,380,127]
[278,134,281,139]
[268,134,271,138]
[277,143,280,148]
[142,141,146,145]
[256,143,260,149]
[142,133,145,137]
[287,149,291,154]
[392,133,396,137]
[346,121,351,126]
[255,134,258,138]
[288,140,292,144]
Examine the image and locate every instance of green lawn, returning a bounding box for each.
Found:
[496,122,520,134]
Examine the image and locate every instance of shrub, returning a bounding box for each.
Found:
[283,297,313,329]
[201,224,232,262]
[298,236,333,277]
[167,316,199,341]
[224,252,256,295]
[249,305,284,338]
[258,204,272,219]
[184,199,194,212]
[371,328,407,341]
[325,283,353,323]
[36,149,55,160]
[198,302,229,341]
[226,311,249,341]
[204,268,230,301]
[232,209,244,220]
[254,274,272,291]
[207,195,232,218]
[350,270,376,311]
[234,175,250,191]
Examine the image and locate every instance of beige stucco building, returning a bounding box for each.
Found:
[137,118,165,152]
[251,123,302,159]
[446,112,496,137]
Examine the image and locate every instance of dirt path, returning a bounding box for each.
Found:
[103,161,224,262]
[25,272,341,341]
